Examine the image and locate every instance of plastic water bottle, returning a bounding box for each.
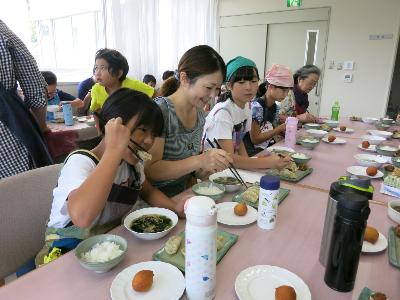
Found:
[258,175,280,230]
[284,116,298,149]
[331,101,340,121]
[62,103,74,126]
[185,196,218,300]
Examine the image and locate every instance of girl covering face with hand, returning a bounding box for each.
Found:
[36,88,185,266]
[202,56,291,171]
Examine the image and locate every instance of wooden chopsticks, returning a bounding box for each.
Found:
[206,138,248,189]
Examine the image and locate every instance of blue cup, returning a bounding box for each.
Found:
[62,103,74,126]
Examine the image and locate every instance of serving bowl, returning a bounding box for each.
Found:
[299,138,320,149]
[368,130,393,139]
[324,120,339,128]
[388,200,400,224]
[303,123,321,130]
[74,234,127,273]
[382,118,394,125]
[86,118,96,126]
[361,135,385,145]
[306,129,328,138]
[354,154,386,168]
[209,173,242,192]
[47,105,60,112]
[392,156,400,168]
[376,144,399,157]
[291,152,311,164]
[375,122,391,130]
[123,207,178,240]
[192,181,225,200]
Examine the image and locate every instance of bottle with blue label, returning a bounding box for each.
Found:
[185,196,218,300]
[62,102,74,126]
[258,175,280,230]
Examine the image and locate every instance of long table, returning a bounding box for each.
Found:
[295,119,398,203]
[45,121,99,162]
[1,119,399,300]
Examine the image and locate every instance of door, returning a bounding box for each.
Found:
[219,25,267,74]
[265,21,328,116]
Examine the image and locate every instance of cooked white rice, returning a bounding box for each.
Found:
[196,185,223,195]
[81,241,123,263]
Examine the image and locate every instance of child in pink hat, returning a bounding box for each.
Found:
[243,64,294,155]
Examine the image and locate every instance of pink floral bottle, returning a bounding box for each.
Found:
[284,116,298,149]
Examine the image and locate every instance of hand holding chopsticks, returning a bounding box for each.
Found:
[206,138,248,189]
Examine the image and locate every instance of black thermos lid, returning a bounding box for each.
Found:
[329,180,373,200]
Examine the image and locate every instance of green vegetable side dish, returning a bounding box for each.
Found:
[213,176,239,185]
[130,214,172,233]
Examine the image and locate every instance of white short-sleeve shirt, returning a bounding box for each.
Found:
[202,99,252,151]
[47,153,145,228]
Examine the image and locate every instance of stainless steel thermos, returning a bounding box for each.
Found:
[323,193,370,292]
[319,178,373,267]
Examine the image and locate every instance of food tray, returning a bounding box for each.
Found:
[153,229,238,272]
[358,287,374,300]
[388,226,400,268]
[232,187,290,209]
[266,168,313,183]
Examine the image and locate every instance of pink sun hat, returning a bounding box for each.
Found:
[265,64,294,87]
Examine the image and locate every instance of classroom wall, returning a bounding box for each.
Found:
[219,0,400,118]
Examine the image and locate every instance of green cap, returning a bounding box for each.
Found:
[226,56,257,82]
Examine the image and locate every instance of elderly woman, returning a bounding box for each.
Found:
[279,64,320,123]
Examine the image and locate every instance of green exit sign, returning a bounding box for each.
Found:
[287,0,301,7]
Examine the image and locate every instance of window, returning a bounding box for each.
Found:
[305,30,318,65]
[1,0,105,82]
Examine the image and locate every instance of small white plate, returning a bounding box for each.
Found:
[346,166,383,178]
[217,202,257,226]
[235,265,311,300]
[333,127,354,133]
[322,137,346,144]
[266,145,295,153]
[110,261,185,300]
[358,144,377,152]
[362,232,388,253]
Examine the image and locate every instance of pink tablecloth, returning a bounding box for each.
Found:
[45,121,98,160]
[0,184,398,300]
[1,118,398,299]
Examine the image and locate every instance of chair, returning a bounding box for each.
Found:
[0,164,62,278]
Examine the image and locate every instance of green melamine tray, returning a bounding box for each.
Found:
[266,168,313,183]
[388,226,400,268]
[358,287,374,300]
[232,187,290,209]
[152,229,238,273]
